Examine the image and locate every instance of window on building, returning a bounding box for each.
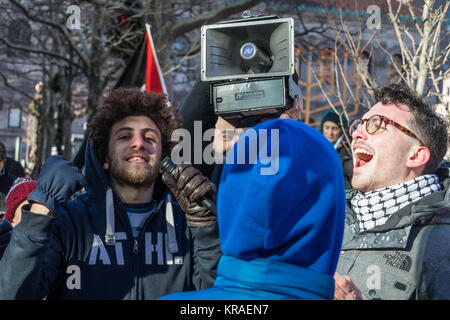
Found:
[7,18,32,56]
[351,51,372,87]
[8,107,21,128]
[8,19,31,44]
[318,48,334,85]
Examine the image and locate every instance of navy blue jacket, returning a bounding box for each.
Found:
[0,139,221,299]
[161,119,346,300]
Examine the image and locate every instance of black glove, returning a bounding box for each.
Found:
[27,156,85,215]
[162,163,217,227]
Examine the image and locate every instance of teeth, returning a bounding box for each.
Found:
[354,148,373,156]
[128,157,145,162]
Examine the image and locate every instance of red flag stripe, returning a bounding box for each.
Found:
[145,28,166,95]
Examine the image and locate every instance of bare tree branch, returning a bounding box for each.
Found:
[170,0,263,40]
[0,70,41,105]
[9,0,91,69]
[0,36,83,69]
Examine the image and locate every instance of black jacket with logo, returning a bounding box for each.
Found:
[0,139,221,299]
[336,164,450,300]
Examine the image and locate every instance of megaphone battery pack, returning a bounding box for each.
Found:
[213,78,285,116]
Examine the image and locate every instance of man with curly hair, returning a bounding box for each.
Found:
[0,88,221,300]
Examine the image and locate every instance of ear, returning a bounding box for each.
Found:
[103,162,109,170]
[406,146,430,169]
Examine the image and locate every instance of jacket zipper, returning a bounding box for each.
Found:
[131,209,157,299]
[132,205,160,299]
[133,239,139,254]
[133,237,139,299]
[125,199,163,299]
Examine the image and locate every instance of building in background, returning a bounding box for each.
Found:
[0,0,448,170]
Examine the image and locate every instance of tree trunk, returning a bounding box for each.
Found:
[415,0,432,96]
[86,6,106,123]
[45,75,57,160]
[63,85,74,161]
[31,115,45,179]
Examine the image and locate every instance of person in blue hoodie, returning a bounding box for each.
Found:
[160,118,346,300]
[0,87,221,299]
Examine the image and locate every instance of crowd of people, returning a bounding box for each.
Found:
[0,82,448,300]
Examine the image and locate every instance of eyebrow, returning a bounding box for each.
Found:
[113,127,161,138]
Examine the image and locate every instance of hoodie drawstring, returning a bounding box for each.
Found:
[165,193,179,254]
[104,188,178,253]
[105,188,116,246]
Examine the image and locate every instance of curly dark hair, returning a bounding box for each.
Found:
[87,87,183,164]
[374,84,448,173]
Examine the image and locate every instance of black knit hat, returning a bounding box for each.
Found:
[322,112,340,126]
[320,110,348,133]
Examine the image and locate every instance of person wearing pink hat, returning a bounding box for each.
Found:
[0,178,37,259]
[4,178,37,227]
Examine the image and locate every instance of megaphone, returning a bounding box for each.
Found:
[201,16,294,81]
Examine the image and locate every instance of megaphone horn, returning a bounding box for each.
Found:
[240,42,273,73]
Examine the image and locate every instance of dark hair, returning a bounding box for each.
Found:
[87,87,183,164]
[374,84,448,173]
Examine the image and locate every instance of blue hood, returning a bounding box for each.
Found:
[159,119,346,300]
[83,135,111,198]
[218,118,346,275]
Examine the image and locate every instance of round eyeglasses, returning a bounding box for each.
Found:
[349,114,423,146]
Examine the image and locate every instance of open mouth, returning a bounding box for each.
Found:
[353,148,374,168]
[126,155,148,163]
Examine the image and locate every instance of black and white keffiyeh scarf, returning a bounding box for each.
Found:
[351,174,441,232]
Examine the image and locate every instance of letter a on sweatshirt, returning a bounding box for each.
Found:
[89,234,111,265]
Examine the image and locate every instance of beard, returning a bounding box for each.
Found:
[108,153,159,188]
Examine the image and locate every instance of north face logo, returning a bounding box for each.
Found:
[383,252,412,272]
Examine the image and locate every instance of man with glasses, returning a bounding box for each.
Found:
[334,84,450,300]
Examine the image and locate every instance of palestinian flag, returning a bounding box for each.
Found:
[115,23,168,96]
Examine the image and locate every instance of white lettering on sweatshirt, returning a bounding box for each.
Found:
[88,232,183,266]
